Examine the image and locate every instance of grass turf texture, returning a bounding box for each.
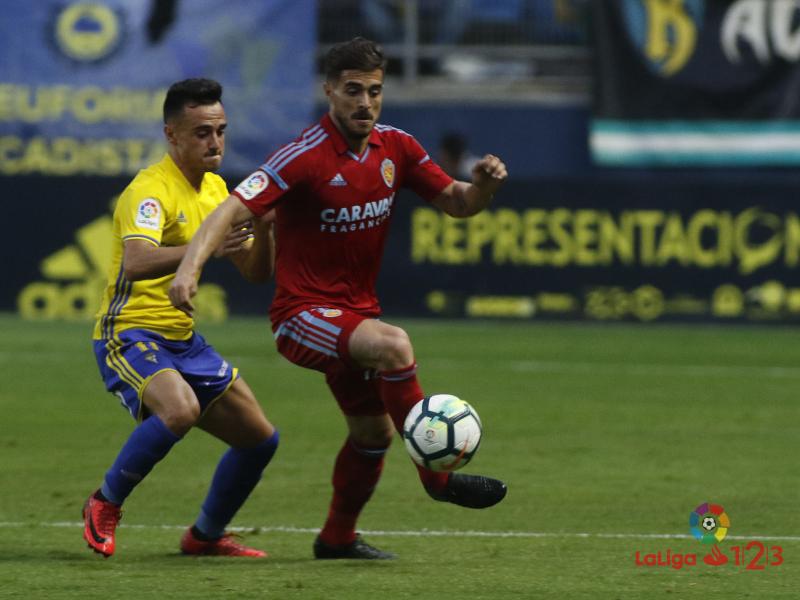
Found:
[0,313,797,599]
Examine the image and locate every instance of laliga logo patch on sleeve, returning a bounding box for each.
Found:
[235,170,270,200]
[135,198,161,230]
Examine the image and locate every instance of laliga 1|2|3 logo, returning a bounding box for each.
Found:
[634,502,784,570]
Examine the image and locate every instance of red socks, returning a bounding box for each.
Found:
[321,363,452,546]
[378,363,448,495]
[319,438,387,546]
[377,363,422,431]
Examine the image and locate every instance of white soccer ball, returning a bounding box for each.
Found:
[702,517,717,531]
[403,394,482,472]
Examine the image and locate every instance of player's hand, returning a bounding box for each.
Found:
[168,272,197,317]
[213,220,254,258]
[471,154,508,197]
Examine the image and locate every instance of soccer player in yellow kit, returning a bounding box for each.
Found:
[83,79,278,558]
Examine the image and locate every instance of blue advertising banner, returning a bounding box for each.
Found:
[0,0,316,176]
[591,0,800,166]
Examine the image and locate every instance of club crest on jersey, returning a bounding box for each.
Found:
[235,170,269,200]
[135,198,161,230]
[381,158,395,188]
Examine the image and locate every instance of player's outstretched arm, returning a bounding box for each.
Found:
[169,195,254,315]
[122,214,255,282]
[227,211,276,284]
[431,154,508,218]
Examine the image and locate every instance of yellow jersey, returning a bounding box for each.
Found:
[93,154,228,341]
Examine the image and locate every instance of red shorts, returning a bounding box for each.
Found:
[273,307,385,416]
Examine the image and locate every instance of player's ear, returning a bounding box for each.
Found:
[163,123,176,145]
[323,80,333,99]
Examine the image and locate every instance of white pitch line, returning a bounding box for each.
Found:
[1,521,798,542]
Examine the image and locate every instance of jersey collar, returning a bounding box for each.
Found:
[162,152,207,193]
[321,113,383,157]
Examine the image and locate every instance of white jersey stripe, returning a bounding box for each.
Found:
[346,147,371,163]
[299,310,343,336]
[302,124,323,138]
[266,125,323,167]
[267,125,325,163]
[265,132,325,172]
[277,327,338,358]
[285,315,339,346]
[262,165,288,190]
[269,133,329,173]
[280,322,338,354]
[264,128,325,172]
[265,127,324,169]
[375,123,411,137]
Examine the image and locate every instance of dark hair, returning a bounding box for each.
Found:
[163,78,223,123]
[323,37,387,82]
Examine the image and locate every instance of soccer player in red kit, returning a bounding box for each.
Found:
[170,37,508,559]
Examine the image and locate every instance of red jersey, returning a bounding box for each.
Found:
[232,113,453,326]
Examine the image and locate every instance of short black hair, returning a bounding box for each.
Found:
[163,78,223,123]
[323,37,387,82]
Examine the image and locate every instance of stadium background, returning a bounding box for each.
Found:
[1,3,799,597]
[5,0,799,326]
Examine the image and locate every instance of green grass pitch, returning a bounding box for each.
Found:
[0,313,798,599]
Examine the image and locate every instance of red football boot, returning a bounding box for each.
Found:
[180,527,268,558]
[82,490,122,558]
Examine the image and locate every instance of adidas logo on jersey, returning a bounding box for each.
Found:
[329,173,347,187]
[177,211,187,224]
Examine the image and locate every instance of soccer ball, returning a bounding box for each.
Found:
[702,517,717,531]
[403,394,482,472]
